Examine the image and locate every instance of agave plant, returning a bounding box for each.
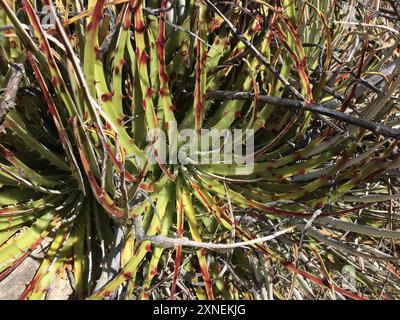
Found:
[0,0,399,300]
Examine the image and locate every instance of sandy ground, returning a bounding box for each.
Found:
[0,238,74,300]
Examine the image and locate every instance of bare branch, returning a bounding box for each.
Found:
[207,90,400,140]
[0,64,24,127]
[140,227,295,252]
